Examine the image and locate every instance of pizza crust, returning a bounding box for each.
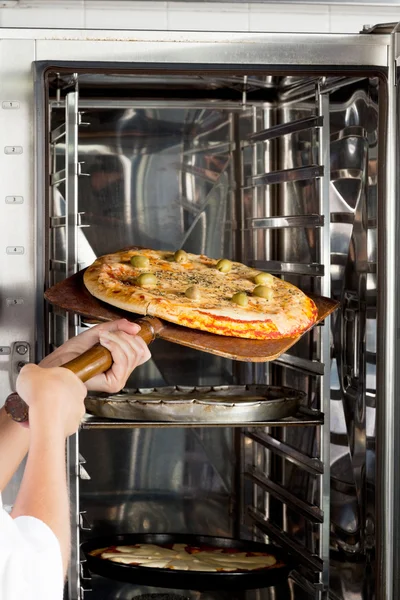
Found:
[83,256,155,315]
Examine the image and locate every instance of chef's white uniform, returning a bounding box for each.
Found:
[0,495,63,600]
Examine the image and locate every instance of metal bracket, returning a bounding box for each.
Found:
[392,30,400,86]
[78,112,90,127]
[8,341,31,391]
[78,453,91,480]
[79,511,92,531]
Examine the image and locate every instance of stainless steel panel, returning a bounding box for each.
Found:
[318,90,332,591]
[59,105,234,264]
[237,75,378,600]
[31,30,389,67]
[0,39,36,508]
[375,30,399,600]
[27,36,387,599]
[86,579,297,600]
[79,427,234,537]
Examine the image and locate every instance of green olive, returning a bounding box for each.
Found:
[231,292,249,307]
[252,285,273,301]
[136,273,157,287]
[174,249,188,263]
[185,285,201,301]
[130,255,150,269]
[254,272,274,285]
[216,259,232,273]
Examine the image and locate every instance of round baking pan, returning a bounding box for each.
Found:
[81,533,294,591]
[85,385,305,424]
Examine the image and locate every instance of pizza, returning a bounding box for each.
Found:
[89,542,284,573]
[83,247,318,340]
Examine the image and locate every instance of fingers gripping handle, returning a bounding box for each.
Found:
[4,318,159,423]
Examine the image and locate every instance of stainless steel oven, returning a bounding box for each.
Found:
[0,23,399,600]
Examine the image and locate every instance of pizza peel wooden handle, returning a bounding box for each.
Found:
[4,317,162,423]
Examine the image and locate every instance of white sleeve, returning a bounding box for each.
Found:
[0,507,64,600]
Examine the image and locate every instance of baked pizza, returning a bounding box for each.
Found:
[83,248,318,340]
[89,542,284,573]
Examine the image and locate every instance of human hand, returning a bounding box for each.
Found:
[16,364,87,437]
[39,319,151,393]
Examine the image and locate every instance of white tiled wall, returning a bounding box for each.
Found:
[0,0,398,33]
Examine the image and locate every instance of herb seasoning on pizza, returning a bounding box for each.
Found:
[83,248,318,340]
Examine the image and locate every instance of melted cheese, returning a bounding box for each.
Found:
[95,543,278,572]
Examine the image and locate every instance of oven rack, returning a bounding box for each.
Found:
[47,73,333,600]
[233,81,332,600]
[81,407,323,429]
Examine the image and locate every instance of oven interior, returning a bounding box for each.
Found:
[42,68,379,600]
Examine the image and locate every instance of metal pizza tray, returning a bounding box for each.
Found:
[85,384,305,424]
[81,533,295,591]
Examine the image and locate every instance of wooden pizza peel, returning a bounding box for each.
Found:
[5,269,338,423]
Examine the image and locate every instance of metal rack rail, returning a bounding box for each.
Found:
[239,80,332,599]
[82,410,324,430]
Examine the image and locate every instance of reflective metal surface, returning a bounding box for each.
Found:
[29,29,389,67]
[84,385,304,424]
[78,427,235,557]
[376,30,400,600]
[0,39,37,508]
[239,76,379,599]
[26,32,386,600]
[85,579,296,600]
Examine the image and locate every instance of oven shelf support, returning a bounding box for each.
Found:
[317,85,332,593]
[245,466,324,523]
[48,75,85,600]
[246,115,324,144]
[247,164,324,187]
[246,214,324,229]
[239,78,332,598]
[245,430,324,475]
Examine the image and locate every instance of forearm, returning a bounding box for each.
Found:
[11,424,70,575]
[0,405,29,491]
